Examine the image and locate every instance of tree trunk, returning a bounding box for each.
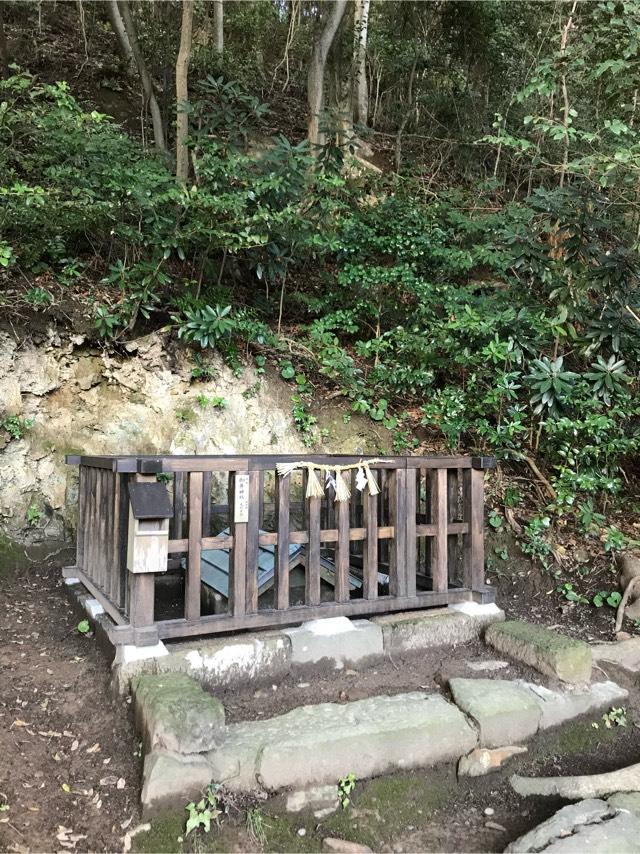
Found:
[105,0,136,76]
[307,0,348,149]
[353,0,370,126]
[0,4,9,79]
[511,764,640,800]
[117,0,167,152]
[176,0,194,184]
[213,0,223,56]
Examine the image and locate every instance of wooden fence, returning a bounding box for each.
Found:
[65,454,496,646]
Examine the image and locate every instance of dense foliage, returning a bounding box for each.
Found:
[1,1,640,572]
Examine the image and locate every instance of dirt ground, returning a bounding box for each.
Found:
[2,552,640,854]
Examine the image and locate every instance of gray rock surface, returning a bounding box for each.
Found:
[486,621,592,684]
[140,750,212,816]
[373,604,504,653]
[449,678,541,747]
[209,692,477,792]
[458,745,527,777]
[608,792,640,814]
[286,785,339,814]
[520,680,628,729]
[506,798,640,852]
[282,617,383,666]
[132,672,225,754]
[322,840,372,853]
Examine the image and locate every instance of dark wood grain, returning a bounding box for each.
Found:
[274,473,290,610]
[229,472,247,618]
[431,468,448,592]
[405,467,417,597]
[245,470,260,613]
[186,471,203,621]
[306,495,321,605]
[335,489,350,603]
[363,487,378,599]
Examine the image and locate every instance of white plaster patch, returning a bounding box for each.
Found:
[84,597,105,619]
[64,577,80,586]
[450,602,503,617]
[113,642,169,665]
[304,617,356,636]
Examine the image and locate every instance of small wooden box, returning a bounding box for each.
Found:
[126,482,172,575]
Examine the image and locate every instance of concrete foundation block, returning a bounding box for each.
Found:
[141,750,213,817]
[132,672,225,754]
[283,617,383,667]
[520,679,628,729]
[486,620,592,684]
[286,784,339,814]
[449,678,542,748]
[84,597,105,619]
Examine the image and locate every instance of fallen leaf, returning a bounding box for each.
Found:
[86,743,100,754]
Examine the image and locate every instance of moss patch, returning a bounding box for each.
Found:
[0,534,25,577]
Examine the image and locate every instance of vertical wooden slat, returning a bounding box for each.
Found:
[469,467,485,591]
[76,466,86,572]
[229,472,246,618]
[447,469,460,586]
[274,474,290,610]
[389,468,407,597]
[128,474,156,628]
[171,472,185,539]
[363,486,378,599]
[258,470,265,528]
[110,471,121,605]
[245,470,260,613]
[89,467,98,584]
[185,471,203,621]
[118,474,130,611]
[201,472,212,537]
[97,469,108,593]
[335,485,350,603]
[306,495,322,606]
[431,468,448,592]
[405,467,417,597]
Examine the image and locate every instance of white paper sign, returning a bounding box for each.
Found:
[234,474,250,523]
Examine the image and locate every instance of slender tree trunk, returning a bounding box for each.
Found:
[176,0,194,183]
[118,0,166,152]
[0,4,8,79]
[307,0,348,149]
[353,0,370,126]
[395,54,418,173]
[558,0,578,188]
[213,0,223,56]
[105,0,136,75]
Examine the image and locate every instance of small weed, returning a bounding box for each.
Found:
[280,361,296,380]
[175,408,195,424]
[254,355,266,375]
[26,505,42,527]
[504,486,522,507]
[292,396,318,447]
[243,382,261,399]
[494,546,508,561]
[77,619,90,634]
[602,707,627,728]
[196,394,229,410]
[556,582,588,605]
[246,807,268,846]
[338,773,357,810]
[1,415,34,440]
[488,509,503,531]
[185,784,222,836]
[191,355,215,382]
[592,589,622,608]
[604,527,627,553]
[25,286,52,307]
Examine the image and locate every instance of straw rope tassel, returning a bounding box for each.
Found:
[334,466,351,502]
[305,464,324,498]
[365,463,380,496]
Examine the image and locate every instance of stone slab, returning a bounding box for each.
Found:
[373,605,504,654]
[141,750,212,817]
[608,792,640,815]
[506,798,640,853]
[592,638,640,675]
[520,680,628,729]
[486,621,592,684]
[282,617,383,667]
[449,678,542,748]
[209,692,477,792]
[132,672,225,754]
[286,784,339,814]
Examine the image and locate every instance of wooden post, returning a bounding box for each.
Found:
[171,471,185,539]
[335,488,350,603]
[274,474,290,610]
[389,468,407,597]
[185,471,203,621]
[128,473,156,630]
[405,467,417,597]
[245,470,260,613]
[467,467,485,592]
[431,468,448,593]
[363,486,378,599]
[201,471,212,537]
[306,495,322,606]
[229,472,247,618]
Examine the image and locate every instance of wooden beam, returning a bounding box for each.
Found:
[185,471,203,621]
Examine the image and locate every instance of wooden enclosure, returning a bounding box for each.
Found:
[65,454,496,646]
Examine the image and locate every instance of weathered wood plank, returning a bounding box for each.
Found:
[469,467,485,591]
[274,474,290,610]
[155,588,472,639]
[245,470,260,613]
[335,488,350,603]
[229,472,246,618]
[201,471,212,537]
[170,471,185,539]
[363,488,378,599]
[431,468,448,592]
[306,496,321,606]
[388,469,407,597]
[186,471,203,621]
[405,467,417,597]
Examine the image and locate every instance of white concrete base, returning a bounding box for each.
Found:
[64,576,80,586]
[84,597,105,619]
[114,642,169,666]
[283,617,383,667]
[450,601,504,618]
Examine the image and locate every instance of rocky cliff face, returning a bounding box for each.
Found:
[0,329,383,545]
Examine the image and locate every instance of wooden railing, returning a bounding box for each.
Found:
[65,454,496,646]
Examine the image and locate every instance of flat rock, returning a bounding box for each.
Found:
[592,638,640,685]
[449,678,541,748]
[486,621,592,684]
[132,672,225,754]
[374,604,504,653]
[608,792,640,814]
[283,618,383,666]
[505,798,640,852]
[322,839,372,853]
[286,784,339,814]
[210,692,477,792]
[520,680,628,729]
[140,750,212,817]
[466,660,510,672]
[458,745,527,777]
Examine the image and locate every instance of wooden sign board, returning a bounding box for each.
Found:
[234,474,250,523]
